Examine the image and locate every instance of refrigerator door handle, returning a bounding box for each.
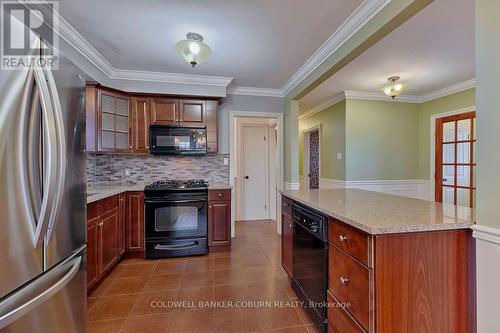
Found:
[0,254,82,330]
[43,66,66,242]
[18,62,59,248]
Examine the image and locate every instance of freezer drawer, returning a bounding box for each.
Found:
[0,247,86,333]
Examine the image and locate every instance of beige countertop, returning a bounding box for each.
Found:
[280,188,475,235]
[87,181,232,203]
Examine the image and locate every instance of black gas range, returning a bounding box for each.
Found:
[144,179,209,259]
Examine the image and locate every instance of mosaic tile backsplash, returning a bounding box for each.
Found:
[87,153,229,185]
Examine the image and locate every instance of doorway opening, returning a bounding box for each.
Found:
[302,125,321,189]
[229,112,283,237]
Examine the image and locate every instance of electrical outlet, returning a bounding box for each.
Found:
[337,153,342,160]
[223,157,229,166]
[124,168,131,177]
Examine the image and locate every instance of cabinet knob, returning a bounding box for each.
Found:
[209,205,212,208]
[146,146,150,148]
[339,276,349,285]
[218,193,222,197]
[339,235,347,242]
[289,224,292,228]
[129,146,132,149]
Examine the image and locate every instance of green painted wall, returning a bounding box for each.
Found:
[299,101,346,180]
[417,89,475,179]
[298,90,475,182]
[346,100,420,180]
[476,0,500,228]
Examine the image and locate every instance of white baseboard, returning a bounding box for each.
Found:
[318,178,431,200]
[284,182,300,190]
[472,224,500,332]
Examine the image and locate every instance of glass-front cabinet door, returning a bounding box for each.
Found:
[98,89,130,152]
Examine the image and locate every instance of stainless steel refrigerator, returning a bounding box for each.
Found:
[0,27,86,332]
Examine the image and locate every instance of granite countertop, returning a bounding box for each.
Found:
[280,188,475,235]
[87,181,232,203]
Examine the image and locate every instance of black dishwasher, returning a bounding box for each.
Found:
[291,203,328,332]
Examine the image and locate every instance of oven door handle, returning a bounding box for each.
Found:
[154,241,199,250]
[145,199,207,204]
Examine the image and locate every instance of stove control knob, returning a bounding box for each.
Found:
[311,225,319,233]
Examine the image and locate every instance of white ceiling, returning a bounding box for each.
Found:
[58,0,364,89]
[299,0,475,110]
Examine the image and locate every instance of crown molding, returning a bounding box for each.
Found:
[299,92,346,120]
[301,78,476,117]
[226,86,284,97]
[419,79,476,102]
[343,90,422,103]
[110,69,233,86]
[19,0,233,90]
[281,0,392,97]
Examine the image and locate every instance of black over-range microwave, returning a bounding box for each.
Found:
[149,125,207,155]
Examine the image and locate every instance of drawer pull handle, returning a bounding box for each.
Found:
[339,235,348,242]
[339,276,349,285]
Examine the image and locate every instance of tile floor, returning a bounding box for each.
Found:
[86,220,320,333]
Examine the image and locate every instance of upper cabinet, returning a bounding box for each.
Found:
[131,97,151,153]
[86,83,219,154]
[97,89,131,152]
[151,98,178,125]
[179,99,205,127]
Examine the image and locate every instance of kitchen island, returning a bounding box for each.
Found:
[280,188,475,333]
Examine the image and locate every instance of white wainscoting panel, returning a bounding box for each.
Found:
[472,224,500,332]
[318,179,431,200]
[284,182,300,190]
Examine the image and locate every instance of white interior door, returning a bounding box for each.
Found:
[242,125,268,220]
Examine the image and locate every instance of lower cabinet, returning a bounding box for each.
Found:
[86,194,126,292]
[208,189,231,250]
[126,191,145,252]
[281,196,293,277]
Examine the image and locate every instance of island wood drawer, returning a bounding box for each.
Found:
[282,196,292,216]
[329,244,371,332]
[328,291,366,333]
[208,189,231,201]
[329,217,371,267]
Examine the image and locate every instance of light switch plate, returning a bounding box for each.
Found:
[337,153,342,160]
[223,157,229,166]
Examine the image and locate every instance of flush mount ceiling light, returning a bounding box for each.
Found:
[176,32,212,67]
[383,76,404,100]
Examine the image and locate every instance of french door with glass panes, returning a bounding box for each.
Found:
[435,111,476,208]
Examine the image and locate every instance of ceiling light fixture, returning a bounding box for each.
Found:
[176,32,212,67]
[383,76,404,100]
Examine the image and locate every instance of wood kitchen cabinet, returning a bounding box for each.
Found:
[126,191,145,252]
[118,193,127,256]
[179,99,205,127]
[206,100,218,153]
[86,83,220,153]
[86,195,123,293]
[131,97,151,153]
[97,89,131,152]
[151,98,178,125]
[326,216,475,333]
[281,196,293,277]
[86,202,99,290]
[208,189,231,250]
